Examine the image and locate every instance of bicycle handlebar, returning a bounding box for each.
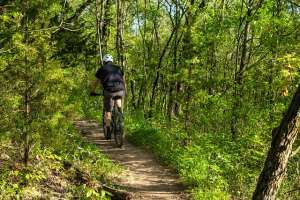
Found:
[90,92,102,96]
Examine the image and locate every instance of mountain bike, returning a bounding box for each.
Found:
[102,97,124,147]
[91,92,124,148]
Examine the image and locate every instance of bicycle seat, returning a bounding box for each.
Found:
[112,96,122,100]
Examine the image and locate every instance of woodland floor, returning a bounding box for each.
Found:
[74,120,188,200]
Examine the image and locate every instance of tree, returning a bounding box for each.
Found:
[252,84,300,200]
[0,0,72,165]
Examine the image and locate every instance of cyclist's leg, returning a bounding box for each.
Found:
[104,90,125,123]
[105,112,112,126]
[116,98,122,110]
[114,90,125,112]
[103,91,114,127]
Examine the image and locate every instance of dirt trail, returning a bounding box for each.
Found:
[74,120,188,200]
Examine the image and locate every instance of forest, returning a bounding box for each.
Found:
[0,0,300,199]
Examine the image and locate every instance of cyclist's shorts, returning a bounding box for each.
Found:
[103,90,125,112]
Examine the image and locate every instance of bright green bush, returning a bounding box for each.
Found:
[126,110,300,200]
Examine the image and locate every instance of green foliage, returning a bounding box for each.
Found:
[1,0,300,199]
[0,120,118,199]
[126,109,299,199]
[0,1,119,198]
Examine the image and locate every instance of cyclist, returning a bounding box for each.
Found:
[90,54,125,139]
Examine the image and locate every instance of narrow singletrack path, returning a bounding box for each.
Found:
[74,120,188,200]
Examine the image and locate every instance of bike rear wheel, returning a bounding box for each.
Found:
[102,112,111,140]
[113,108,124,147]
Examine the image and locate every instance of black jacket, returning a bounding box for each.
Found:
[95,62,125,92]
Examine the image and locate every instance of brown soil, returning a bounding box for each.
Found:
[74,120,188,200]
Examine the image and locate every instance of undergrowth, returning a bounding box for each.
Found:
[0,121,120,200]
[126,111,300,200]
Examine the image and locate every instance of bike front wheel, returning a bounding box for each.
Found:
[114,127,123,147]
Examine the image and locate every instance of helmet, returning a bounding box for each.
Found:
[103,54,113,63]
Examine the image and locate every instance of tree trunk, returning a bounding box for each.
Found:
[23,0,30,166]
[182,0,197,130]
[102,0,112,53]
[231,15,251,139]
[252,85,300,200]
[95,0,103,64]
[230,0,264,138]
[23,91,30,166]
[167,0,180,121]
[116,0,124,67]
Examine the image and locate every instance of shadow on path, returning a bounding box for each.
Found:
[74,120,188,200]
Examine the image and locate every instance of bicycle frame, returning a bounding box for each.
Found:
[102,97,124,147]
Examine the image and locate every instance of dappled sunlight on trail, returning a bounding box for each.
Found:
[75,120,188,200]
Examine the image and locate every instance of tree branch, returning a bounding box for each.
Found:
[65,0,93,23]
[288,0,300,7]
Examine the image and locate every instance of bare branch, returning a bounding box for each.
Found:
[65,0,93,23]
[288,0,300,7]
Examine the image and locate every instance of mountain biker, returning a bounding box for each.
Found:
[90,54,125,138]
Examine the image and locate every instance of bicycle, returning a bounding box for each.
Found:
[91,92,124,148]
